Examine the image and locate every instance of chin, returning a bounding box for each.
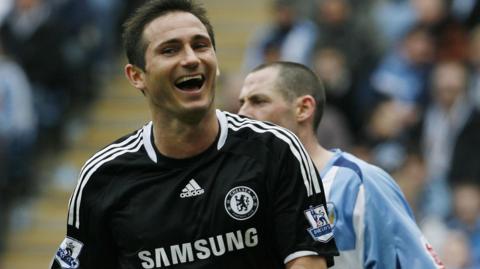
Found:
[177,102,214,125]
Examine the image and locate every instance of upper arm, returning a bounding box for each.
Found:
[51,168,117,269]
[267,129,337,266]
[362,168,444,268]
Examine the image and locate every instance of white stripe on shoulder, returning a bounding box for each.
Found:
[67,128,143,224]
[142,122,157,163]
[73,135,144,228]
[353,185,365,264]
[67,129,144,227]
[216,109,228,150]
[225,112,320,196]
[226,113,318,196]
[322,166,339,201]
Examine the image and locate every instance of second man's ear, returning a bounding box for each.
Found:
[295,95,316,123]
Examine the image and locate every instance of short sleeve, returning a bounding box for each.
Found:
[50,169,117,269]
[362,166,445,268]
[267,133,338,267]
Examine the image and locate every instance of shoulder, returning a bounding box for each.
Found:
[324,152,366,211]
[77,124,148,186]
[66,124,149,229]
[326,151,372,191]
[339,152,414,216]
[221,111,302,152]
[329,151,407,205]
[336,152,396,186]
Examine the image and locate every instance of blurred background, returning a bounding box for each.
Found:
[0,0,479,268]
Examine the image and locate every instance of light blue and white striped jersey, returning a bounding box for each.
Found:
[321,149,444,269]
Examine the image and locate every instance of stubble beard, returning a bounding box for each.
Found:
[173,91,216,125]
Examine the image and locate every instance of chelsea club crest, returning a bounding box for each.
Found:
[304,205,334,243]
[225,186,259,220]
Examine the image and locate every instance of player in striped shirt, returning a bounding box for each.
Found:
[238,61,445,268]
[50,1,338,268]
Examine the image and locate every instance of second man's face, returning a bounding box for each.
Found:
[238,67,298,131]
[140,11,218,122]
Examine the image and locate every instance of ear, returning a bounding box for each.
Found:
[295,95,316,124]
[216,66,221,77]
[125,64,146,93]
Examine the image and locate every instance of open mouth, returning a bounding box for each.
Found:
[175,74,205,91]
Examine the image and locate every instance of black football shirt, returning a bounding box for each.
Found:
[51,110,338,269]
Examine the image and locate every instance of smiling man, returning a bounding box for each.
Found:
[49,1,337,269]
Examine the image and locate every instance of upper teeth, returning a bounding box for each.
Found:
[177,75,202,83]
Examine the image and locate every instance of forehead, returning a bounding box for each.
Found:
[433,63,465,83]
[143,11,209,44]
[242,67,282,95]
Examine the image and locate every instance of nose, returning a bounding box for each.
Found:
[238,103,253,118]
[181,46,200,68]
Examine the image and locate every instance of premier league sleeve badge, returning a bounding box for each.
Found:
[304,205,334,243]
[54,237,83,268]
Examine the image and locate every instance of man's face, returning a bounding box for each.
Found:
[140,11,218,122]
[432,62,466,109]
[238,67,297,131]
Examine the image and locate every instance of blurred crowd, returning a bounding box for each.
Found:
[222,0,480,268]
[0,0,144,257]
[1,0,479,267]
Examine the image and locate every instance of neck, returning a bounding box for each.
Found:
[297,127,334,172]
[151,109,219,159]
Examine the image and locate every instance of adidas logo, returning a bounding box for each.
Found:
[180,179,205,198]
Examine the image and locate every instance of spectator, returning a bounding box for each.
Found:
[51,0,100,105]
[84,0,126,76]
[420,60,474,218]
[360,98,420,173]
[0,0,12,26]
[441,230,475,269]
[312,47,357,138]
[450,0,480,30]
[468,25,480,109]
[392,152,427,217]
[0,40,36,258]
[313,0,381,80]
[412,0,469,61]
[242,0,318,72]
[372,0,416,49]
[0,0,70,148]
[448,108,480,187]
[446,182,480,268]
[370,24,435,108]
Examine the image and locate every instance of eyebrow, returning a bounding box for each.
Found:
[191,34,211,42]
[246,93,271,101]
[155,34,211,49]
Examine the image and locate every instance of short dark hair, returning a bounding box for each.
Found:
[252,61,326,130]
[122,0,216,70]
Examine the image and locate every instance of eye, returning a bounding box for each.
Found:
[161,47,178,56]
[251,98,268,106]
[193,42,210,50]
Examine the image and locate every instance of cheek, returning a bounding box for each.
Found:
[272,106,296,126]
[256,106,286,124]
